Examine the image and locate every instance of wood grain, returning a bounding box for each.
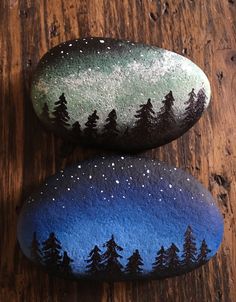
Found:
[0,0,236,301]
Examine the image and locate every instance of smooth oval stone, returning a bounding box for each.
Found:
[17,157,223,281]
[31,37,211,151]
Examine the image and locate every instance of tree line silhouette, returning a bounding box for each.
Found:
[30,225,211,279]
[40,88,207,147]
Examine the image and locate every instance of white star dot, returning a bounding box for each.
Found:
[187,178,190,181]
[89,175,92,179]
[52,198,55,201]
[116,180,120,184]
[111,195,114,198]
[107,46,111,49]
[179,188,182,192]
[61,50,64,53]
[169,184,173,188]
[79,50,83,53]
[142,184,145,187]
[101,190,104,193]
[62,205,65,209]
[78,165,81,168]
[71,175,73,178]
[67,188,70,191]
[147,169,150,173]
[160,189,163,192]
[69,43,72,46]
[77,177,79,180]
[100,39,105,43]
[121,156,124,160]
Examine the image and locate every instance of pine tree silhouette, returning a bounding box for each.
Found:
[60,251,73,275]
[42,232,62,271]
[195,88,207,119]
[198,239,211,265]
[157,91,176,131]
[84,110,99,138]
[166,243,180,270]
[103,109,119,139]
[182,226,197,267]
[152,246,167,273]
[182,89,197,127]
[51,93,70,129]
[125,249,143,275]
[40,103,51,124]
[102,235,123,275]
[134,99,155,135]
[71,121,81,140]
[86,245,104,275]
[30,232,42,264]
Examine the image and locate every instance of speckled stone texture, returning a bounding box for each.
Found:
[31,37,211,151]
[17,156,223,281]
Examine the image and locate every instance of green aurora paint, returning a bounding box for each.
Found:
[32,37,210,129]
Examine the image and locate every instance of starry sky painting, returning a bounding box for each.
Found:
[31,37,211,131]
[17,157,223,279]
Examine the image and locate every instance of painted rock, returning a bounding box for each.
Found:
[31,37,211,151]
[17,157,223,281]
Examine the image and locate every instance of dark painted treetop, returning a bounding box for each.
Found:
[158,91,176,130]
[86,245,104,274]
[195,89,207,119]
[51,93,70,128]
[42,232,62,270]
[84,110,99,138]
[182,89,197,127]
[134,98,155,134]
[166,243,180,269]
[102,235,123,274]
[125,249,143,275]
[152,246,167,272]
[198,239,211,264]
[182,225,197,266]
[103,109,119,137]
[60,251,73,275]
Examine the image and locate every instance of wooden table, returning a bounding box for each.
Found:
[1,1,235,301]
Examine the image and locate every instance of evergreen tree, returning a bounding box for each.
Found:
[182,226,197,267]
[40,103,51,124]
[157,91,176,131]
[134,99,155,135]
[195,88,207,120]
[86,245,104,275]
[51,93,70,129]
[84,110,99,138]
[125,249,143,275]
[166,243,180,270]
[60,251,73,275]
[102,235,123,275]
[42,232,62,271]
[198,239,211,265]
[103,109,119,138]
[71,121,81,140]
[182,89,197,127]
[30,232,42,264]
[152,246,167,273]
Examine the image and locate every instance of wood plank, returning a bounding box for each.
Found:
[0,0,235,301]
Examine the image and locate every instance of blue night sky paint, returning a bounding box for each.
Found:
[17,156,223,279]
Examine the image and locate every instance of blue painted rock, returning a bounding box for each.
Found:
[31,37,211,151]
[17,157,223,280]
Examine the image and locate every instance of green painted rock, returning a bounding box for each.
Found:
[31,37,211,151]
